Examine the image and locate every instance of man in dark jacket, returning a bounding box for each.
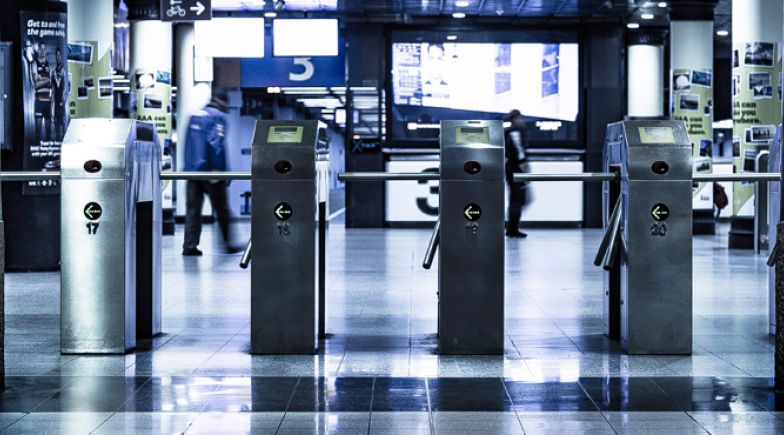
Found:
[182,96,240,256]
[504,110,528,238]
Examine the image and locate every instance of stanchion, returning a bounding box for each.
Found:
[776,222,784,391]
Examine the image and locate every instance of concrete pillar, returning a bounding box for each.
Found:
[670,1,718,235]
[175,23,212,219]
[730,0,783,248]
[627,29,666,118]
[67,0,114,118]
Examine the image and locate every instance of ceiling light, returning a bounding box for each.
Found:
[264,11,277,17]
[452,12,466,18]
[455,0,470,6]
[446,35,458,41]
[716,30,729,37]
[641,13,654,19]
[627,23,640,29]
[657,2,667,7]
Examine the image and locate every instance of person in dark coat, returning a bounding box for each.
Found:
[504,110,529,238]
[182,96,241,256]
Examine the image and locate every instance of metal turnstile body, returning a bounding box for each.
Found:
[604,120,692,355]
[768,125,782,335]
[251,120,325,354]
[438,120,505,354]
[61,119,162,353]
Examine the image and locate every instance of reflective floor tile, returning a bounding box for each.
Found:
[369,411,430,429]
[35,377,149,412]
[185,412,283,434]
[602,411,703,429]
[0,414,25,432]
[687,411,784,429]
[92,412,199,434]
[279,412,370,430]
[2,412,112,434]
[428,379,511,411]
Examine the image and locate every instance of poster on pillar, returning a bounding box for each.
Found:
[671,68,714,210]
[732,41,782,216]
[19,10,68,195]
[132,68,173,207]
[67,41,112,118]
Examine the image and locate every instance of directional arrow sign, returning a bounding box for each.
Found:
[463,203,482,222]
[84,202,103,221]
[160,0,212,22]
[274,203,293,221]
[651,203,670,221]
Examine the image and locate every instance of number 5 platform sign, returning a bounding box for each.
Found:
[240,38,345,88]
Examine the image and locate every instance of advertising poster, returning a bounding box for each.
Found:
[132,69,173,207]
[19,10,68,195]
[671,68,714,210]
[67,40,112,118]
[732,41,782,216]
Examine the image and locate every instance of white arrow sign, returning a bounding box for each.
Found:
[275,204,292,220]
[190,1,206,15]
[464,206,474,220]
[651,205,667,220]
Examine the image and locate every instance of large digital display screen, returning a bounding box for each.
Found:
[392,42,579,122]
[273,19,339,57]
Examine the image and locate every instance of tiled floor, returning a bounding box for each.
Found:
[1,218,780,433]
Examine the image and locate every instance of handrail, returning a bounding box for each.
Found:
[422,218,441,270]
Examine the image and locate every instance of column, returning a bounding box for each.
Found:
[67,0,114,118]
[670,0,718,235]
[730,0,783,248]
[627,28,666,118]
[174,23,212,221]
[127,2,175,231]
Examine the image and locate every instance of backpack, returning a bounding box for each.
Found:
[713,182,729,210]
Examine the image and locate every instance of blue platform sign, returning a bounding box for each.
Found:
[241,36,345,88]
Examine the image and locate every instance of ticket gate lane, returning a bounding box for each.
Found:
[250,120,325,355]
[60,118,162,354]
[603,120,693,355]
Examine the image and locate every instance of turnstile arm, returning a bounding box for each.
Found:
[594,196,622,267]
[422,219,441,270]
[239,239,252,269]
[602,204,624,271]
[769,237,780,268]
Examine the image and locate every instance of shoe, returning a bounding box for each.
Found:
[225,245,243,254]
[506,231,528,239]
[182,248,203,256]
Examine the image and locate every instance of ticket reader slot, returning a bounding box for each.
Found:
[438,120,505,354]
[603,120,692,355]
[60,119,162,354]
[250,121,325,354]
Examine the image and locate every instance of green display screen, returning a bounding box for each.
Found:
[455,127,489,144]
[638,127,675,144]
[268,126,304,143]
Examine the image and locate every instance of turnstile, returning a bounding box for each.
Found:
[250,120,326,354]
[437,120,505,354]
[768,125,782,335]
[602,120,693,355]
[61,119,162,354]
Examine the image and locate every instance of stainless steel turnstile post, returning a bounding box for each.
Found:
[60,119,162,354]
[438,120,505,354]
[250,120,326,354]
[602,120,693,355]
[769,126,783,335]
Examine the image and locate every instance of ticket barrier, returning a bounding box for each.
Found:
[242,120,327,354]
[768,126,783,335]
[421,120,505,354]
[60,119,162,354]
[596,120,693,355]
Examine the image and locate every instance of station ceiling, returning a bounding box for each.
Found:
[215,0,732,34]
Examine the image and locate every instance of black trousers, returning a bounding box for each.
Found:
[506,169,527,234]
[183,180,233,250]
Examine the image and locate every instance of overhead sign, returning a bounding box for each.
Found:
[651,203,670,221]
[241,35,345,88]
[464,203,482,221]
[160,0,211,22]
[274,203,293,221]
[84,202,103,221]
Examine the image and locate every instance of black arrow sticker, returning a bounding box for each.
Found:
[84,202,103,221]
[274,203,293,221]
[651,203,670,221]
[463,203,482,221]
